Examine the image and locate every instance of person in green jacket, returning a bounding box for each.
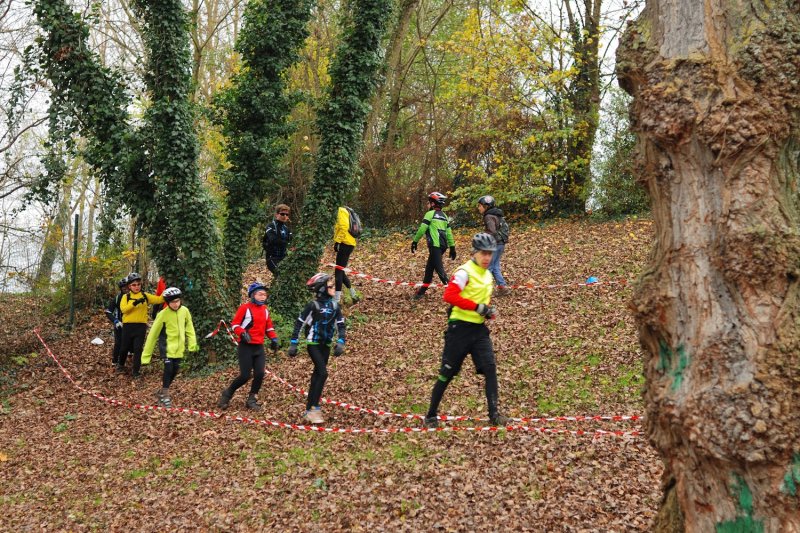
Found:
[410,192,457,300]
[141,287,198,408]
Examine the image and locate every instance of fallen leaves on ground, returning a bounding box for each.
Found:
[0,218,662,531]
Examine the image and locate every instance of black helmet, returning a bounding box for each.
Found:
[477,195,495,208]
[472,232,497,252]
[427,191,447,207]
[306,273,332,297]
[127,272,142,283]
[162,287,182,302]
[117,277,129,288]
[247,282,268,297]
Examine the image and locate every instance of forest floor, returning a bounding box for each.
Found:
[0,217,662,531]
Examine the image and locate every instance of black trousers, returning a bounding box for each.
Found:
[306,344,331,410]
[416,245,448,295]
[266,255,284,275]
[226,342,266,396]
[119,323,147,375]
[426,321,499,418]
[112,326,123,365]
[335,244,355,291]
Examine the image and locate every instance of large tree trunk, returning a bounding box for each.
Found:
[617,1,800,530]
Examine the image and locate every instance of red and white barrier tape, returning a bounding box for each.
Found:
[34,330,641,437]
[208,320,642,426]
[326,264,629,291]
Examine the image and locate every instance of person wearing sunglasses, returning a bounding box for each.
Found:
[118,272,165,378]
[261,204,293,275]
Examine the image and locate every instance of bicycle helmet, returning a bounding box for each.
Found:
[127,272,142,283]
[471,232,497,252]
[477,195,495,208]
[306,273,332,297]
[427,191,447,207]
[162,287,182,302]
[117,277,129,288]
[247,282,268,297]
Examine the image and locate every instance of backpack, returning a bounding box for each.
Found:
[344,207,363,238]
[496,216,510,244]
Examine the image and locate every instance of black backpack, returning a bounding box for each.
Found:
[496,216,510,244]
[344,207,363,238]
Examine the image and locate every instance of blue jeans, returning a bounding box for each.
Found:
[489,243,507,287]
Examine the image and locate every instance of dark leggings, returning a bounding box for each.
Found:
[119,323,147,375]
[226,342,266,396]
[306,344,331,410]
[416,245,448,295]
[112,326,123,365]
[335,244,355,291]
[266,256,284,275]
[162,357,181,388]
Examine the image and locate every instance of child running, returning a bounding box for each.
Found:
[217,282,279,411]
[141,287,198,407]
[423,233,508,428]
[410,192,456,300]
[287,273,346,424]
[119,273,165,378]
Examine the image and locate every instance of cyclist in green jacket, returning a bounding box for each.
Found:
[410,192,456,300]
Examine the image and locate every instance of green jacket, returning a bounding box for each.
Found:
[413,209,455,249]
[142,305,198,363]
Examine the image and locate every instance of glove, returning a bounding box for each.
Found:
[334,242,340,253]
[287,340,298,357]
[114,321,122,329]
[133,298,146,306]
[410,241,417,254]
[270,338,280,353]
[188,344,199,353]
[333,340,345,357]
[240,331,251,344]
[449,246,457,260]
[475,303,497,318]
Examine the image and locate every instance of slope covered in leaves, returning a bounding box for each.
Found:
[0,218,661,531]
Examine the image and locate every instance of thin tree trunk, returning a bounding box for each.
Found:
[618,1,800,530]
[34,178,72,290]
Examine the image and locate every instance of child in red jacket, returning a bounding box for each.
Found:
[217,282,279,410]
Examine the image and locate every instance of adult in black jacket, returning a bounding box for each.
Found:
[262,204,293,275]
[104,277,129,366]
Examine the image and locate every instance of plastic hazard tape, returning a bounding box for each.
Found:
[209,320,642,428]
[326,264,629,291]
[35,330,641,437]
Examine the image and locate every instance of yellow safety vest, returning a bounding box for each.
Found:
[449,259,494,324]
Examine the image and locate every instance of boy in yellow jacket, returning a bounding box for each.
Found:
[141,287,198,407]
[333,206,359,303]
[119,272,164,378]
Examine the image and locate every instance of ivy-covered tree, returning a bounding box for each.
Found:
[32,0,228,360]
[217,0,313,293]
[269,0,393,317]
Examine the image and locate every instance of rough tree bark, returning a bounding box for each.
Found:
[617,1,800,531]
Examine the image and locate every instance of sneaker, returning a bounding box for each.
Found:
[158,396,172,408]
[131,372,142,380]
[412,292,425,301]
[217,389,232,409]
[245,394,262,411]
[304,407,324,424]
[423,416,439,429]
[489,413,510,426]
[115,365,125,374]
[495,286,510,297]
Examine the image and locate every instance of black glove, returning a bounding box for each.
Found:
[240,331,251,344]
[449,246,457,260]
[270,338,280,353]
[475,303,497,318]
[133,297,146,306]
[410,241,417,254]
[287,342,298,357]
[333,341,345,357]
[334,242,340,253]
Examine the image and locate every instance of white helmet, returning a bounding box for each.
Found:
[163,287,182,302]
